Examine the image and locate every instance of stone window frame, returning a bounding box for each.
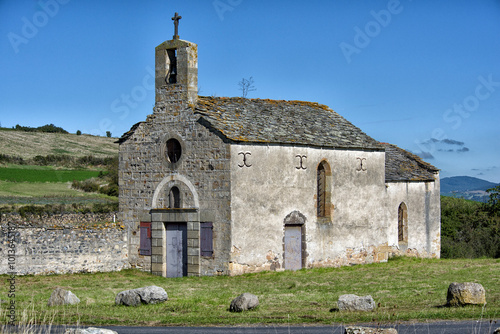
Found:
[398,202,408,246]
[316,160,333,222]
[160,133,186,168]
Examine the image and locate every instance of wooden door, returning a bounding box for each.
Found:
[284,225,302,270]
[166,223,187,277]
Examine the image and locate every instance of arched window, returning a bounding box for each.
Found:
[168,186,181,208]
[398,202,408,244]
[317,161,332,219]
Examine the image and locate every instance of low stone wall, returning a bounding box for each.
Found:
[0,213,129,275]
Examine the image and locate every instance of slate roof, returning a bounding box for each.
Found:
[194,97,383,150]
[382,143,439,182]
[116,122,143,144]
[117,97,439,183]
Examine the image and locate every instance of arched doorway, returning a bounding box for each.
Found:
[283,211,306,270]
[150,175,200,278]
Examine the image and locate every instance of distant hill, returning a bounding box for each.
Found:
[0,129,118,159]
[441,176,498,202]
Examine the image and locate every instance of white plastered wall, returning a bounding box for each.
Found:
[385,174,441,258]
[229,143,391,271]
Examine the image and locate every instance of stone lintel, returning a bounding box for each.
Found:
[151,208,199,223]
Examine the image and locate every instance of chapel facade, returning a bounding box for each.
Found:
[117,33,441,277]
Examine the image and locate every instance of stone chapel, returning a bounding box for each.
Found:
[117,26,441,277]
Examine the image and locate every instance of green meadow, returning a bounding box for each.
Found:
[0,166,100,183]
[0,165,112,203]
[0,257,498,327]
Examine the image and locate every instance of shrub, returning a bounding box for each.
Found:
[18,205,45,218]
[91,202,118,213]
[15,123,68,133]
[0,154,26,165]
[99,184,119,197]
[72,179,99,193]
[32,154,73,166]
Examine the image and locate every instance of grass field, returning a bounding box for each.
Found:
[0,166,101,183]
[0,182,116,206]
[0,257,498,327]
[0,164,108,203]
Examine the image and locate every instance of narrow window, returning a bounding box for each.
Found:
[200,222,214,257]
[168,186,181,208]
[317,164,326,217]
[398,202,408,244]
[139,222,151,256]
[317,160,333,219]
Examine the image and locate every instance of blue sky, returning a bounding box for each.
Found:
[1,0,499,183]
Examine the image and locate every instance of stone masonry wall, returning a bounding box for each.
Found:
[0,213,129,275]
[119,104,232,275]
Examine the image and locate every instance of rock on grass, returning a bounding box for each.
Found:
[230,293,259,312]
[447,282,486,306]
[115,285,168,306]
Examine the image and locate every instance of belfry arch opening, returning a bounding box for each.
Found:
[166,49,177,84]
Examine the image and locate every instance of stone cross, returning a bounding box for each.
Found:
[172,12,182,39]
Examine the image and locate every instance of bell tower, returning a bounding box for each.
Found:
[155,13,198,107]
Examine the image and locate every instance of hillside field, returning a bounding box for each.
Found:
[0,129,118,159]
[0,129,118,205]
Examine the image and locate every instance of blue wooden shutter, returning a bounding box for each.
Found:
[200,222,213,257]
[139,222,152,256]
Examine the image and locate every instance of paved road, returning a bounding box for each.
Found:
[4,320,499,333]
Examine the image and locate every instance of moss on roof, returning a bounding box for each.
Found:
[382,143,439,182]
[194,96,383,150]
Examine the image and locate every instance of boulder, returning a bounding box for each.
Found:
[115,285,168,306]
[47,288,80,306]
[345,327,397,334]
[446,282,486,306]
[229,293,259,312]
[338,294,375,311]
[64,328,118,334]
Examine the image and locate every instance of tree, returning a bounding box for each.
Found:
[486,185,500,214]
[106,131,111,138]
[238,76,256,98]
[76,130,82,135]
